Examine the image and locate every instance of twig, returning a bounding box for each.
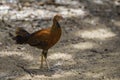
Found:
[44,2,69,7]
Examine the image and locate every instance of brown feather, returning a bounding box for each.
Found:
[14,14,63,69]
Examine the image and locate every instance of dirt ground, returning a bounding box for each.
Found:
[0,0,120,80]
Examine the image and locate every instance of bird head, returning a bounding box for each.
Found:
[54,14,63,21]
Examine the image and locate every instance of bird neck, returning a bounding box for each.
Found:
[52,19,61,29]
[50,18,61,35]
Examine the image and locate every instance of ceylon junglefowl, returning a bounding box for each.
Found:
[14,14,63,69]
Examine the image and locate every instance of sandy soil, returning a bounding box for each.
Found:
[0,0,120,80]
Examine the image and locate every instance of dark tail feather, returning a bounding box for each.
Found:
[14,27,30,44]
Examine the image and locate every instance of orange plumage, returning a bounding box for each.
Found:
[14,14,63,69]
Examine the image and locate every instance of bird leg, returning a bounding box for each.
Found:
[40,54,44,68]
[45,57,50,69]
[43,50,50,69]
[40,50,50,69]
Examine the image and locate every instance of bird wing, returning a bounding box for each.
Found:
[27,29,51,47]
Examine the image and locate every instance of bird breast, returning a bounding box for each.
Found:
[48,28,61,48]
